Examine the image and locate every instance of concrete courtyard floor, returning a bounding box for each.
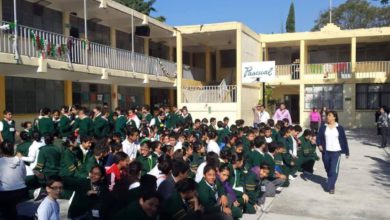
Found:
[244,129,390,220]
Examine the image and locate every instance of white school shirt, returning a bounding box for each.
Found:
[122,139,139,161]
[290,135,298,157]
[325,124,342,152]
[207,139,220,155]
[22,140,45,175]
[259,111,271,124]
[0,119,12,132]
[37,197,60,220]
[195,162,207,183]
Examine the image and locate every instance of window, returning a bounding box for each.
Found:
[304,85,343,110]
[356,84,390,110]
[5,77,64,114]
[72,82,111,109]
[220,50,236,68]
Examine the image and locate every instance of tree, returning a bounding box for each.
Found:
[312,0,390,30]
[115,0,166,22]
[286,1,296,33]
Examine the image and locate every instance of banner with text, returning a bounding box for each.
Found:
[242,61,275,83]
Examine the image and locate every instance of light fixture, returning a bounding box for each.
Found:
[35,0,51,6]
[173,79,177,87]
[143,74,150,84]
[37,57,47,73]
[142,15,149,25]
[88,18,102,23]
[101,68,109,80]
[172,31,177,37]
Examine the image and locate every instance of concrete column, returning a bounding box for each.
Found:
[144,38,150,55]
[64,80,73,106]
[299,83,305,127]
[300,40,307,75]
[216,50,221,81]
[176,31,183,107]
[262,43,268,61]
[0,75,5,112]
[62,11,70,36]
[110,27,116,48]
[351,37,357,72]
[144,87,151,105]
[111,84,118,110]
[205,47,212,83]
[236,25,243,119]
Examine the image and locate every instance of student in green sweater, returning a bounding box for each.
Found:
[58,106,73,140]
[136,139,157,176]
[141,105,153,126]
[0,110,16,145]
[59,135,80,177]
[244,164,270,213]
[197,165,233,219]
[114,108,127,140]
[75,141,109,179]
[16,131,33,158]
[38,108,54,138]
[92,107,110,140]
[111,190,161,220]
[299,130,320,174]
[34,135,61,179]
[74,107,93,138]
[246,136,266,170]
[218,164,243,219]
[160,178,202,220]
[64,165,108,219]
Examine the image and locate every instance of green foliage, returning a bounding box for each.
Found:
[286,1,296,33]
[115,0,166,22]
[312,0,390,30]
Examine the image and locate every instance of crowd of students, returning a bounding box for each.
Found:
[0,103,321,220]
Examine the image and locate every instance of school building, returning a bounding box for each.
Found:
[1,0,390,128]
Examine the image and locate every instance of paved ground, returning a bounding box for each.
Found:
[244,129,390,220]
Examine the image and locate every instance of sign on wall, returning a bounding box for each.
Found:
[242,61,276,83]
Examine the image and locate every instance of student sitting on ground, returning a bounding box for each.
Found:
[106,152,130,191]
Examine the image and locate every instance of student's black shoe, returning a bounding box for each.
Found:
[329,190,335,194]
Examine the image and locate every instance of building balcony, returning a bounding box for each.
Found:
[0,21,177,78]
[182,85,237,103]
[273,61,390,83]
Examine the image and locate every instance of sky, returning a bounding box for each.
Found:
[151,0,383,33]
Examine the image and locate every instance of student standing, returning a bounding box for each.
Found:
[317,111,350,194]
[36,175,63,220]
[377,106,389,148]
[273,103,292,125]
[0,110,16,145]
[38,108,55,138]
[309,107,321,134]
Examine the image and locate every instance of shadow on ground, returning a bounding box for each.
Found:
[300,173,328,192]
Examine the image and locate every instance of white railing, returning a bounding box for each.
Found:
[305,62,352,78]
[0,21,177,77]
[182,85,237,103]
[355,61,390,78]
[275,64,300,80]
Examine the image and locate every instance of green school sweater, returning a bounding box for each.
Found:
[1,119,16,144]
[38,117,54,137]
[75,156,99,179]
[16,141,32,157]
[59,115,73,138]
[34,144,61,177]
[197,179,225,214]
[63,177,107,219]
[247,150,265,170]
[114,115,127,138]
[93,115,110,139]
[111,201,156,220]
[264,153,275,178]
[136,154,157,176]
[59,148,80,177]
[74,117,93,137]
[160,191,199,220]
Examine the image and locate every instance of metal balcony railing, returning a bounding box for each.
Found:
[182,85,237,103]
[0,21,177,77]
[275,64,300,80]
[355,61,390,78]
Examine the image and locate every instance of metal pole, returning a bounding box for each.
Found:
[131,9,134,73]
[13,0,19,60]
[84,0,88,66]
[262,82,266,106]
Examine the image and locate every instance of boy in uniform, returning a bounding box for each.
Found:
[92,107,110,140]
[59,106,73,140]
[34,135,61,180]
[73,107,93,138]
[136,139,158,176]
[246,136,266,170]
[38,108,55,138]
[244,165,270,213]
[0,110,16,145]
[114,108,127,140]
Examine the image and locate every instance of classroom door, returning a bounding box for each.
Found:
[284,94,300,124]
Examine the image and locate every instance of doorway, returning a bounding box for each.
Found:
[284,94,300,124]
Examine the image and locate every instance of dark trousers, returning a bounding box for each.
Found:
[310,121,319,134]
[322,151,341,191]
[0,188,28,219]
[380,127,388,148]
